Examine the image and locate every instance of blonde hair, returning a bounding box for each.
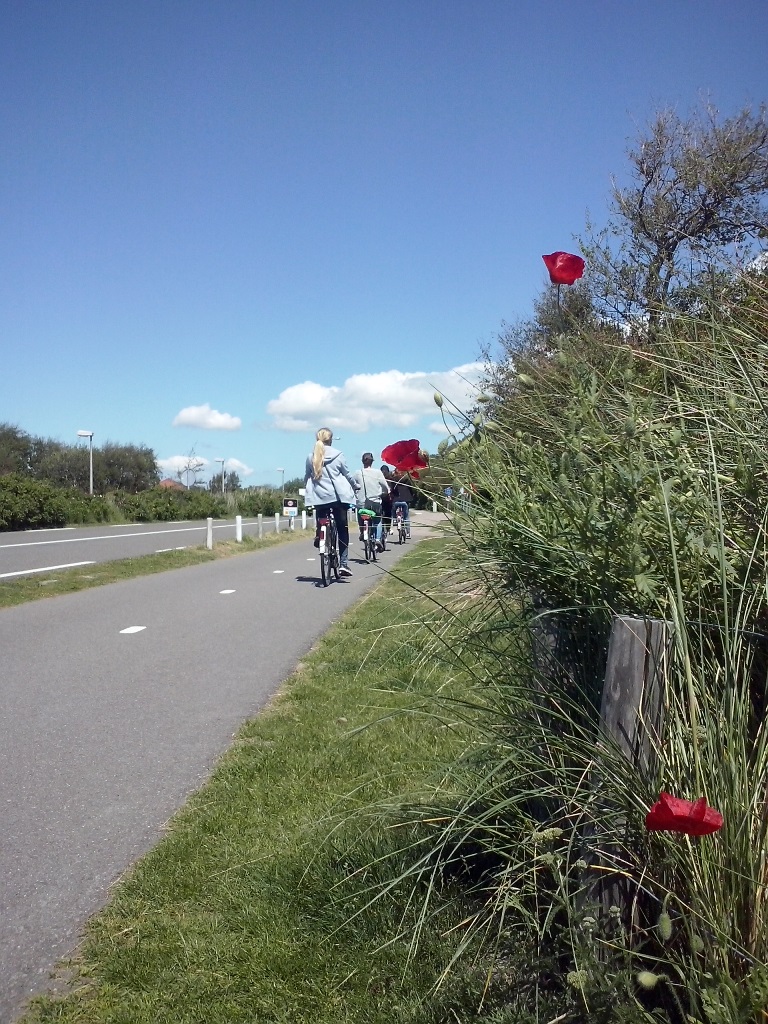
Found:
[311,427,333,480]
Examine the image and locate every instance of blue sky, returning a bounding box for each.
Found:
[2,1,766,487]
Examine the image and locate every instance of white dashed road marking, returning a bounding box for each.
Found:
[119,626,146,634]
[273,570,285,574]
[219,589,236,594]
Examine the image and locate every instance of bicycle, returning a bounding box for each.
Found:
[317,512,340,586]
[394,505,408,544]
[357,507,378,563]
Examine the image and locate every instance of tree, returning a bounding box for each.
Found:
[177,449,205,489]
[0,423,33,475]
[581,102,768,332]
[99,443,159,492]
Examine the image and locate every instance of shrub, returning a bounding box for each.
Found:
[0,474,68,529]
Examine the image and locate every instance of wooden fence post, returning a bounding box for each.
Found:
[592,615,671,919]
[600,615,670,774]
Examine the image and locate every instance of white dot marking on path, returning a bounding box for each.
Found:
[220,589,236,594]
[273,570,285,574]
[120,626,147,634]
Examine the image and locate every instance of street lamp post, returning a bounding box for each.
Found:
[77,430,94,495]
[215,458,225,495]
[277,467,285,495]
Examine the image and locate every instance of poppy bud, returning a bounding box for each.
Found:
[517,373,535,387]
[433,392,444,408]
[657,911,673,943]
[637,971,660,990]
[477,394,491,403]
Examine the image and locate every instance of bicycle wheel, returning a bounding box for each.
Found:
[362,523,371,562]
[318,521,330,586]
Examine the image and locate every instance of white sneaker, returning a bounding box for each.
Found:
[339,565,353,577]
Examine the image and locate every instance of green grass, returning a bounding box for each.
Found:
[20,540,485,1024]
[0,529,308,610]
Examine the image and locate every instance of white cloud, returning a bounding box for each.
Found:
[266,362,485,433]
[220,458,254,478]
[172,403,242,430]
[157,454,211,478]
[157,455,254,481]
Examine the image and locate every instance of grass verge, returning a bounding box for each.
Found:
[20,539,483,1024]
[0,529,308,610]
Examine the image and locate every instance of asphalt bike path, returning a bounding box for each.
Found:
[0,519,437,1022]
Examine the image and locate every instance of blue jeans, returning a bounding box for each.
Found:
[392,501,409,535]
[357,506,383,544]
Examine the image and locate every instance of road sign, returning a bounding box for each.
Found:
[283,499,298,517]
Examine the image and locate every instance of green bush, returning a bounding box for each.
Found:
[111,487,227,523]
[0,474,69,529]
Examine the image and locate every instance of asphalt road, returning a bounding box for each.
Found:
[0,515,437,1023]
[0,516,295,578]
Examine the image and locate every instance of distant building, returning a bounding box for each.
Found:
[158,478,185,490]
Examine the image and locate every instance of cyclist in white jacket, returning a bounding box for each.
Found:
[304,427,359,575]
[351,453,389,551]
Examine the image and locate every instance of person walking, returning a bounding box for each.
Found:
[352,453,389,551]
[304,428,359,576]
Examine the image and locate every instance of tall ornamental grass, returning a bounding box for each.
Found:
[346,280,768,1022]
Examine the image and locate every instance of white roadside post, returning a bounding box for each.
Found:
[299,488,307,530]
[235,515,242,542]
[206,517,213,549]
[432,500,437,512]
[275,512,281,533]
[258,513,263,539]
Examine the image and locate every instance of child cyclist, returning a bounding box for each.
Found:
[304,428,359,576]
[352,453,389,551]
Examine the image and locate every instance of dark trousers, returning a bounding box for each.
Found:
[381,498,393,534]
[315,502,350,565]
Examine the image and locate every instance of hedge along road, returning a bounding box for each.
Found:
[0,516,293,578]
[0,513,440,1023]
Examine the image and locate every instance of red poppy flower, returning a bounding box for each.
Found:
[542,251,585,286]
[645,793,723,837]
[381,439,430,478]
